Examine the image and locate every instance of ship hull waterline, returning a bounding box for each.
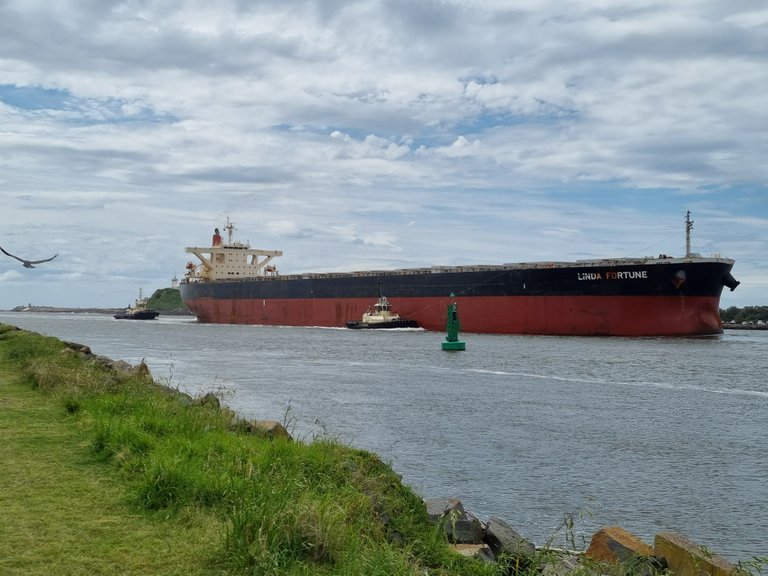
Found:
[180,294,725,337]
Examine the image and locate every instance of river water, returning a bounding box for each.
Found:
[1,311,766,561]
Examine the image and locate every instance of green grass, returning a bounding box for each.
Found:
[0,324,495,576]
[0,356,224,574]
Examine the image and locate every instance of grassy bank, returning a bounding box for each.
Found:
[0,324,495,575]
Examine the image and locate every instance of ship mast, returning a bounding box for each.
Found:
[685,210,693,257]
[225,217,236,245]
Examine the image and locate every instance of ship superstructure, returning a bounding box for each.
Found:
[185,218,282,282]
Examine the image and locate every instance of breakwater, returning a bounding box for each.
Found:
[7,306,193,316]
[723,323,768,330]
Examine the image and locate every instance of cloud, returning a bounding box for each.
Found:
[0,0,766,309]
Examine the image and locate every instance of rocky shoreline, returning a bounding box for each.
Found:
[723,323,768,330]
[424,497,742,576]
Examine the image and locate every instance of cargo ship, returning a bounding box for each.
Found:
[179,213,739,336]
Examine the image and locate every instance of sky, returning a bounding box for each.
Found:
[1,0,766,310]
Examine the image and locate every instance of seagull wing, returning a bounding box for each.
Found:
[27,253,58,265]
[0,246,27,264]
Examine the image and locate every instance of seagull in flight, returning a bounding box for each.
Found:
[1,246,58,268]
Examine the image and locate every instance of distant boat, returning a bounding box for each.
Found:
[346,295,419,329]
[114,289,159,320]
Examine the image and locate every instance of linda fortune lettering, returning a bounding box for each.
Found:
[577,270,648,281]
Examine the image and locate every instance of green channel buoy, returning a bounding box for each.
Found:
[442,294,466,351]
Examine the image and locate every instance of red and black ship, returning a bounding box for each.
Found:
[179,214,739,336]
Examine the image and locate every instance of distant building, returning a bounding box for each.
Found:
[171,274,179,289]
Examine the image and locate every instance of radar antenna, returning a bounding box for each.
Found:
[225,217,237,245]
[685,210,694,257]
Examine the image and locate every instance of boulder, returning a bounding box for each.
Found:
[63,340,92,355]
[540,551,582,576]
[450,543,495,563]
[654,532,735,576]
[110,359,135,373]
[424,498,485,544]
[485,517,536,559]
[195,392,221,409]
[585,525,653,564]
[135,360,152,379]
[244,420,292,441]
[426,497,464,521]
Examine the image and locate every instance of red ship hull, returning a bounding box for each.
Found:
[181,294,725,336]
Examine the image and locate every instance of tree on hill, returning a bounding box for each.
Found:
[146,288,189,312]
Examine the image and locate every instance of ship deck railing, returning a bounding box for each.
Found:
[181,254,733,284]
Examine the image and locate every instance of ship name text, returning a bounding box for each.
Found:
[577,270,648,281]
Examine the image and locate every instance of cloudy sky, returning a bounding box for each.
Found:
[1,0,766,310]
